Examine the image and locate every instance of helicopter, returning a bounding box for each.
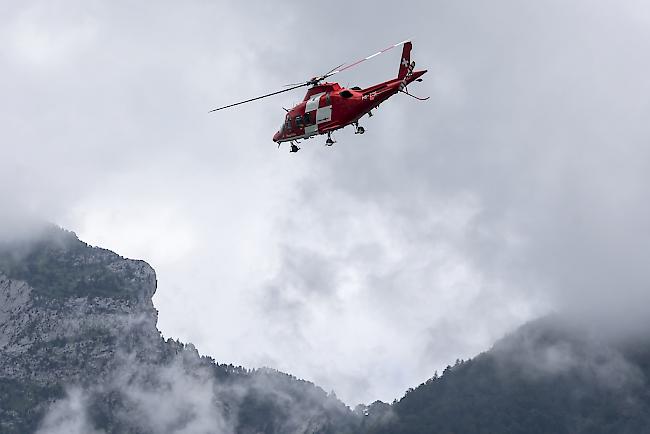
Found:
[210,40,428,153]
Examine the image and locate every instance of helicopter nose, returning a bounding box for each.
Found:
[273,131,281,142]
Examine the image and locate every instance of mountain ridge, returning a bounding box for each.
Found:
[3,225,650,433]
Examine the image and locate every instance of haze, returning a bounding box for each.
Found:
[2,0,650,405]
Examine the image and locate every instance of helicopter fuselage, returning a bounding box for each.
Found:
[272,69,426,144]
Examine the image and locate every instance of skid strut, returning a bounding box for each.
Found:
[326,132,335,146]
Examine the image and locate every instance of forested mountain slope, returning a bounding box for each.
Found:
[363,317,650,434]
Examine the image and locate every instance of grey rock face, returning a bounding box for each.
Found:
[0,277,32,351]
[0,228,167,433]
[0,230,161,385]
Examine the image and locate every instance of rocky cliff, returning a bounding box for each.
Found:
[0,226,357,434]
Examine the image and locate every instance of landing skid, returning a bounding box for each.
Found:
[325,132,336,146]
[277,140,300,153]
[284,122,369,151]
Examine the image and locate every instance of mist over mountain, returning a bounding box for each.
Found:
[4,0,650,407]
[2,225,650,433]
[363,318,650,434]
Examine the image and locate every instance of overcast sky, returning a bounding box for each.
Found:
[2,0,650,405]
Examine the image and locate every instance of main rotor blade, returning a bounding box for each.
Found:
[321,39,411,80]
[283,82,305,87]
[284,63,344,87]
[209,39,411,112]
[322,63,345,78]
[209,83,308,112]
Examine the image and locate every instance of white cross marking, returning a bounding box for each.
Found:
[401,58,409,67]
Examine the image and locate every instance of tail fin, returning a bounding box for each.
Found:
[398,41,413,79]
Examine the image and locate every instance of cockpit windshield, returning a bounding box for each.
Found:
[284,115,292,132]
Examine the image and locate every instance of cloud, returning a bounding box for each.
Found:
[35,346,352,434]
[36,388,104,434]
[3,0,650,405]
[112,354,232,434]
[37,351,234,434]
[492,317,646,392]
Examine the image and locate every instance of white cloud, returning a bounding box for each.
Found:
[3,0,650,405]
[36,388,104,434]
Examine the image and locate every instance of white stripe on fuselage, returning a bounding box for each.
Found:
[316,106,332,124]
[306,93,324,112]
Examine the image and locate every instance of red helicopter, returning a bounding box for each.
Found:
[210,40,428,152]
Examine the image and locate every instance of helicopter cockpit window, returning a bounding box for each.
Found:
[303,112,312,125]
[295,115,303,128]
